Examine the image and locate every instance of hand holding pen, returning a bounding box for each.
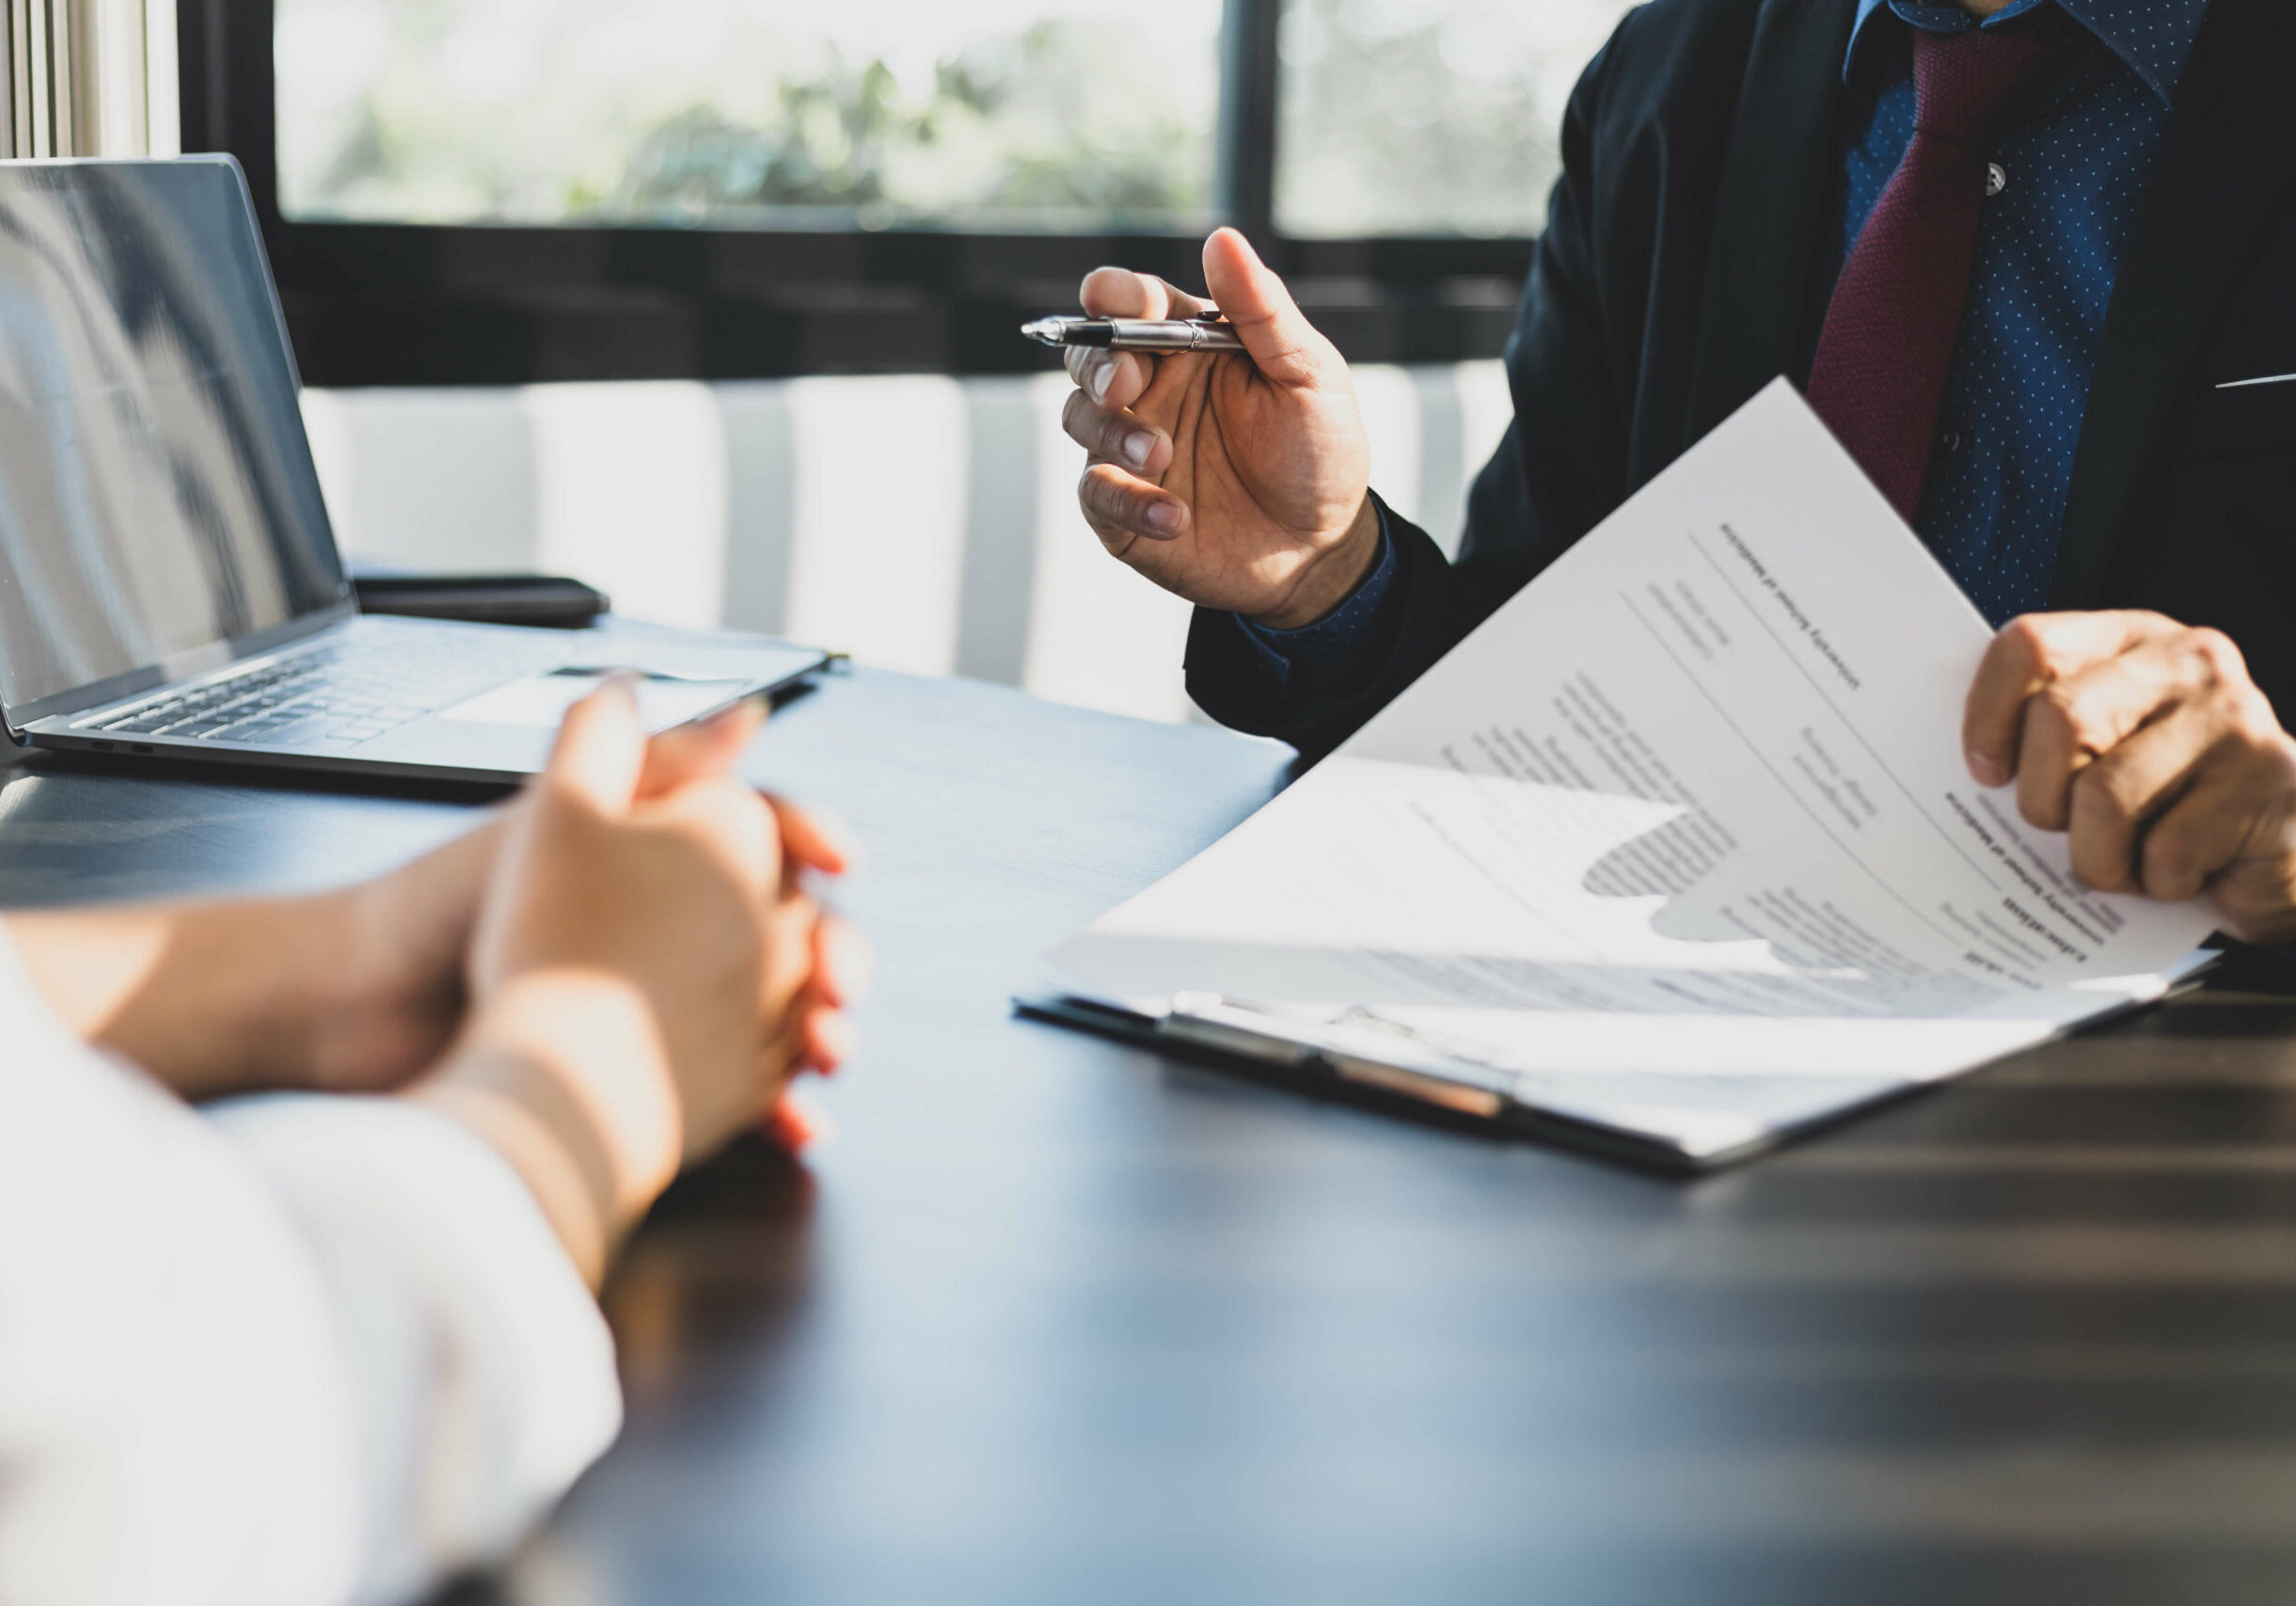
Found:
[1045,227,1380,631]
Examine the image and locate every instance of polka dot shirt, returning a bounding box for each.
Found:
[1835,0,2211,624]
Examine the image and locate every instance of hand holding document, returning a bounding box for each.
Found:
[1046,380,2216,1166]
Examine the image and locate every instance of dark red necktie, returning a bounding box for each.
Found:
[1805,25,2082,522]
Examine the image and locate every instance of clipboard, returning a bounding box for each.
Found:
[1031,387,2226,1177]
[1015,993,1842,1173]
[1014,953,2218,1176]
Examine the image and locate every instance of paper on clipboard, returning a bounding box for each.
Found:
[1049,380,2216,1161]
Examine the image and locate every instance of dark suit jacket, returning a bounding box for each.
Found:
[1185,0,2296,757]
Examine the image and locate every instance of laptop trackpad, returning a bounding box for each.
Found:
[437,669,754,732]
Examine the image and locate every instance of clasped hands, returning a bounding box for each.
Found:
[11,680,863,1284]
[1064,229,2296,942]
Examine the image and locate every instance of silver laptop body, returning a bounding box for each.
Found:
[0,156,824,786]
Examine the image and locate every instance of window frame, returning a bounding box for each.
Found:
[180,0,1536,386]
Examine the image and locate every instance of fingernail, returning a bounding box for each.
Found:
[808,1012,856,1076]
[1967,752,2008,787]
[764,1093,816,1151]
[1122,429,1154,468]
[1087,358,1114,403]
[812,811,862,874]
[1145,501,1180,535]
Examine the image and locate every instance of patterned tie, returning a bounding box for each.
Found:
[1805,24,2083,523]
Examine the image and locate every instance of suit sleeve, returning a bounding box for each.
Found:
[1183,17,1638,759]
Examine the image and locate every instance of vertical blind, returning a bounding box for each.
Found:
[2,0,173,157]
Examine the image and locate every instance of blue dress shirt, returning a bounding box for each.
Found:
[1838,0,2208,622]
[1236,0,2211,690]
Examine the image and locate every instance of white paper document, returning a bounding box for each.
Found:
[1050,380,2216,1162]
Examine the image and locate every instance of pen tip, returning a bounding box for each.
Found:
[1020,317,1060,344]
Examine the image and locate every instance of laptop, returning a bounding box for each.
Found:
[0,156,826,786]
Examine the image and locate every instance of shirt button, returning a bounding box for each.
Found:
[1940,427,1964,454]
[1985,162,2007,198]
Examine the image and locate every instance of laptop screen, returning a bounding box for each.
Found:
[0,158,349,722]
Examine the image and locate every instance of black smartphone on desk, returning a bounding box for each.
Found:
[352,573,610,629]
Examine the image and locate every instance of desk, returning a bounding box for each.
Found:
[10,668,2296,1605]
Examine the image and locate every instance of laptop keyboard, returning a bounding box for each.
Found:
[81,632,550,747]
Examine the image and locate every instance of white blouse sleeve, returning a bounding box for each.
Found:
[0,923,621,1606]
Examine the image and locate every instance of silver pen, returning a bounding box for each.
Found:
[1021,313,1245,354]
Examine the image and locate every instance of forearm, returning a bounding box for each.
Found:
[5,892,388,1099]
[409,971,682,1289]
[6,824,494,1101]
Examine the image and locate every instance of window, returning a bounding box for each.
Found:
[275,0,1225,232]
[1275,0,1636,239]
[180,0,1633,385]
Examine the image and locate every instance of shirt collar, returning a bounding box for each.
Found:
[1844,0,2209,105]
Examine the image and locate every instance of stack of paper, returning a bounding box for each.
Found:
[1048,381,2214,1165]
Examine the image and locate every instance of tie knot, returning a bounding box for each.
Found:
[1910,24,2083,148]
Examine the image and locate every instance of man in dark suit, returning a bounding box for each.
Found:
[1062,0,2296,942]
